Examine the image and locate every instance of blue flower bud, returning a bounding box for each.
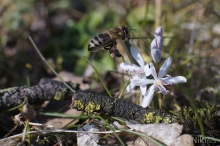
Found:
[151,26,163,63]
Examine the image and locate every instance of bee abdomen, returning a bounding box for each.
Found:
[88,33,110,51]
[98,33,110,43]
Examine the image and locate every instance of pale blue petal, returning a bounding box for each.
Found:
[162,76,187,84]
[150,63,157,79]
[154,26,162,38]
[130,46,145,67]
[120,62,141,72]
[140,85,147,95]
[150,39,157,50]
[144,64,151,76]
[155,36,163,50]
[131,78,155,86]
[151,49,161,63]
[126,82,136,92]
[158,57,172,78]
[141,85,155,108]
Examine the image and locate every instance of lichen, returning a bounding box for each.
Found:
[155,116,163,124]
[54,88,68,100]
[85,102,100,113]
[144,112,155,123]
[74,100,84,110]
[95,104,101,111]
[162,115,173,123]
[143,111,163,123]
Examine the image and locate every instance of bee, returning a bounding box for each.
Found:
[88,26,130,57]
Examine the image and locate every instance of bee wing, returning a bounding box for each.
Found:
[109,27,122,34]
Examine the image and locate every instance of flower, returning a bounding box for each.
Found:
[130,57,187,108]
[120,46,151,95]
[154,26,163,38]
[151,26,163,63]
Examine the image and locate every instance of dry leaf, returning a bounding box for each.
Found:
[126,121,194,146]
[77,124,100,146]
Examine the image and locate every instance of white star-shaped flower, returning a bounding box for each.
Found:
[120,46,151,95]
[130,57,187,107]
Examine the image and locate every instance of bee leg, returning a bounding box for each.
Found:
[109,41,122,58]
[108,49,122,58]
[104,41,122,58]
[103,43,113,51]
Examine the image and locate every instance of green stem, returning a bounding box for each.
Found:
[84,57,112,97]
[5,96,28,112]
[152,63,160,109]
[28,36,76,94]
[97,115,125,146]
[111,116,126,124]
[185,93,205,137]
[118,128,164,146]
[118,81,130,99]
[62,112,85,129]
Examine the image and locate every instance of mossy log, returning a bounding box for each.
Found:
[0,78,79,110]
[73,92,220,138]
[0,78,219,137]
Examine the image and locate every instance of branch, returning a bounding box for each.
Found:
[0,78,80,110]
[72,92,220,138]
[0,78,219,138]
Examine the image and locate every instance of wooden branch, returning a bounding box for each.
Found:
[0,78,219,138]
[72,93,220,138]
[0,78,80,110]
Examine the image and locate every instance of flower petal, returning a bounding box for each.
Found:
[150,39,157,50]
[144,64,151,76]
[158,57,172,78]
[154,26,162,38]
[126,82,136,92]
[150,63,157,79]
[151,49,161,63]
[120,62,141,72]
[162,76,187,84]
[141,85,155,108]
[131,78,154,86]
[155,36,163,50]
[140,85,147,95]
[130,46,144,67]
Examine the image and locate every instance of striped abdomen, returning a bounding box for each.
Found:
[88,33,111,51]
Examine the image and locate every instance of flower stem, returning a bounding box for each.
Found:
[152,63,161,109]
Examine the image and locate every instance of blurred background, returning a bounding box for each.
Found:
[1,0,220,145]
[0,0,220,103]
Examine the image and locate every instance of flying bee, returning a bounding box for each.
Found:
[88,26,130,57]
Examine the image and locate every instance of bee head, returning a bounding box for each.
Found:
[122,26,130,41]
